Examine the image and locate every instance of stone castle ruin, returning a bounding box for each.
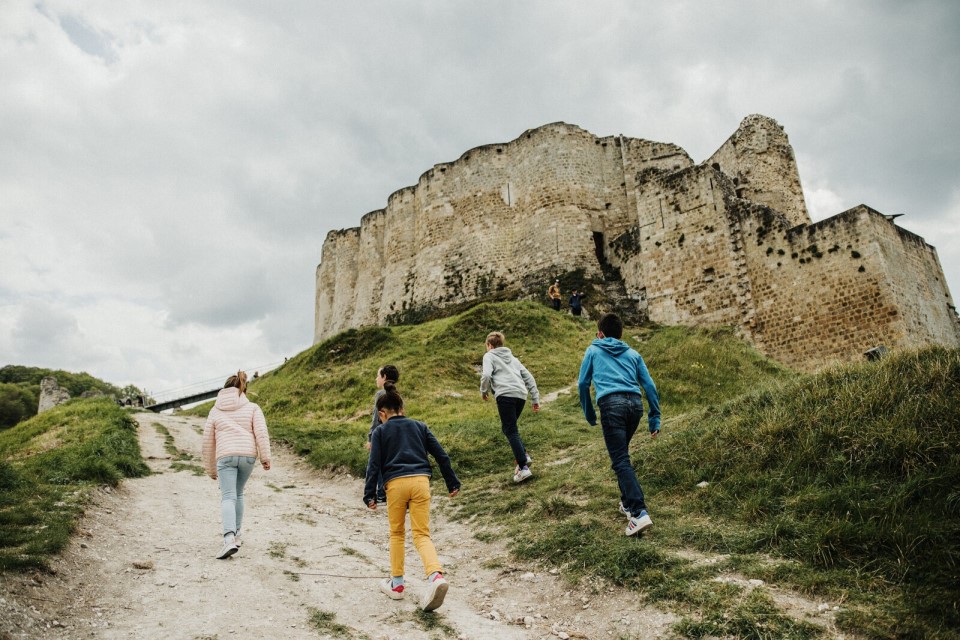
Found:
[314,115,960,371]
[38,376,70,413]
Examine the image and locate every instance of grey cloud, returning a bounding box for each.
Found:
[56,13,119,64]
[2,0,958,393]
[9,298,106,370]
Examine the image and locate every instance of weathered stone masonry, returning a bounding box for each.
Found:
[315,115,960,371]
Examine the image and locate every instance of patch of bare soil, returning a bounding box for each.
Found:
[0,412,678,639]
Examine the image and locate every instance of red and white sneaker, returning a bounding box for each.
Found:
[380,577,405,600]
[420,573,449,611]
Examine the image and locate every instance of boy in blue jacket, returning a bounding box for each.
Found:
[578,313,661,536]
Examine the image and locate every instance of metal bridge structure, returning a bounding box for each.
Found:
[144,361,284,413]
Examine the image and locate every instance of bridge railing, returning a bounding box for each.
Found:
[144,361,286,411]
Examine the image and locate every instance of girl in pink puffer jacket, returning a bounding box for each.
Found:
[201,371,271,559]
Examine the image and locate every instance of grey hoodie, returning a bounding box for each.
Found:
[480,347,540,403]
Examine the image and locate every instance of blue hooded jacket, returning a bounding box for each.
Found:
[578,337,661,432]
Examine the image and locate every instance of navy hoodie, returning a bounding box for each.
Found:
[363,415,460,505]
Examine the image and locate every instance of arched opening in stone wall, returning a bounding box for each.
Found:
[593,231,608,266]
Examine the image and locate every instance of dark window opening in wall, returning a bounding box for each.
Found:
[593,232,607,265]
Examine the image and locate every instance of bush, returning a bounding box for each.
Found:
[0,383,37,430]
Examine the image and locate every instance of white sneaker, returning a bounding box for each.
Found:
[618,502,631,519]
[420,574,448,611]
[380,577,405,600]
[513,454,533,475]
[625,510,653,536]
[216,539,238,559]
[234,532,242,548]
[513,467,533,483]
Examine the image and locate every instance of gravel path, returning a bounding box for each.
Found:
[0,412,676,639]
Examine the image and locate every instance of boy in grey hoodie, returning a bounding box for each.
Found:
[480,331,540,482]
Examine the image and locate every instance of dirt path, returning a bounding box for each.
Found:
[0,412,678,639]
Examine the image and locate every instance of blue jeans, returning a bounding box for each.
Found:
[597,392,647,517]
[217,456,256,536]
[496,396,528,467]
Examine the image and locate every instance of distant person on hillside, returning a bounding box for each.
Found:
[364,382,460,611]
[548,279,562,311]
[365,364,399,503]
[480,331,540,483]
[202,370,272,559]
[569,289,586,316]
[578,313,661,536]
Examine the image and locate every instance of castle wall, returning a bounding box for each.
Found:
[872,217,960,348]
[736,204,960,369]
[623,161,960,371]
[314,123,693,341]
[314,115,959,372]
[624,164,746,327]
[706,114,810,228]
[314,228,359,344]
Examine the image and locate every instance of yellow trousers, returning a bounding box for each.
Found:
[385,475,442,578]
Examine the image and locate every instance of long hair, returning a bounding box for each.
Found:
[223,370,248,396]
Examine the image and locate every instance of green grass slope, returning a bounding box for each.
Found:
[243,302,787,476]
[0,398,149,571]
[185,301,960,638]
[656,347,960,637]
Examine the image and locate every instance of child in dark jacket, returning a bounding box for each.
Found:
[365,364,399,503]
[364,382,460,612]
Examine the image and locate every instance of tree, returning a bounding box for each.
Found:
[0,383,38,430]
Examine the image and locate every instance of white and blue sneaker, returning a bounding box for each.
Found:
[513,466,533,483]
[513,454,533,476]
[625,510,653,536]
[618,502,631,519]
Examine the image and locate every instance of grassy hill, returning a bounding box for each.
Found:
[23,300,949,638]
[209,301,959,639]
[0,398,149,570]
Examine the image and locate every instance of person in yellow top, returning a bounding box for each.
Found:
[547,279,561,311]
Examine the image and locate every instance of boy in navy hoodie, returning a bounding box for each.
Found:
[578,313,661,536]
[365,382,460,611]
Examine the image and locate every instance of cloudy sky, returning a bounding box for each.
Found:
[1,1,958,398]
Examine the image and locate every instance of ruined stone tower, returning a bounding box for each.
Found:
[314,115,960,371]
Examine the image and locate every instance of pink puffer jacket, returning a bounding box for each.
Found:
[201,388,271,478]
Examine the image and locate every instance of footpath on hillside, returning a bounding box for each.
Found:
[0,412,680,639]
